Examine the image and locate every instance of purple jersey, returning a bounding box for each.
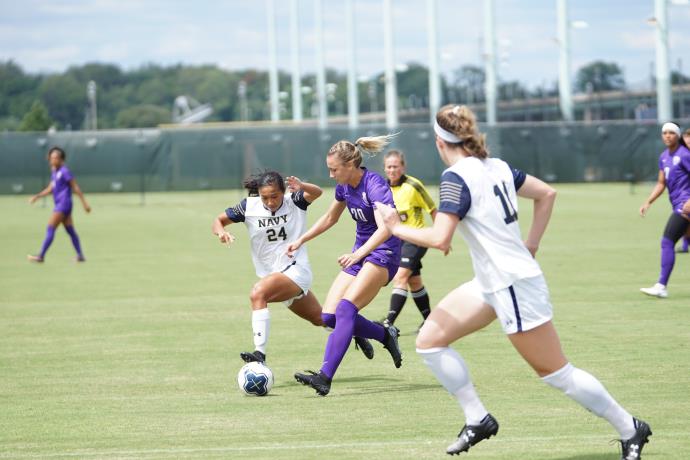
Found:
[658,145,690,214]
[51,165,73,208]
[335,168,401,255]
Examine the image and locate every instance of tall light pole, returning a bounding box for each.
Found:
[87,80,97,130]
[556,0,574,122]
[289,0,303,123]
[383,0,398,129]
[483,0,497,126]
[426,0,441,123]
[346,0,359,129]
[652,0,672,123]
[314,0,327,129]
[267,0,280,122]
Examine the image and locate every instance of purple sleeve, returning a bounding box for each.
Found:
[368,174,395,208]
[62,167,74,182]
[682,150,690,171]
[334,184,345,202]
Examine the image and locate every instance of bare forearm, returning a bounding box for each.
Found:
[300,182,322,201]
[644,183,665,206]
[353,227,390,259]
[526,189,556,249]
[392,225,449,252]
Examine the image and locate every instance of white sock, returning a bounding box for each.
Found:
[251,308,270,354]
[542,363,635,439]
[417,347,488,425]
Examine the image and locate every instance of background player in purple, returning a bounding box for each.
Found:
[28,146,90,263]
[639,122,690,298]
[287,134,403,396]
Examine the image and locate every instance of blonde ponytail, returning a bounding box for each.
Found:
[328,133,398,167]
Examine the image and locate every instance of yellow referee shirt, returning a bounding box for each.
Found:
[389,174,436,228]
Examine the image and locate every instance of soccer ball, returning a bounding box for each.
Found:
[237,362,274,396]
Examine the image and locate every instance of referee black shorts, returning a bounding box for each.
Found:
[399,241,428,277]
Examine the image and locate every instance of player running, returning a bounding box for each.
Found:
[212,171,374,364]
[377,104,651,459]
[382,149,438,332]
[288,135,403,396]
[639,122,690,298]
[28,146,90,263]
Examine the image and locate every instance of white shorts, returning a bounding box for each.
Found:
[279,262,313,307]
[461,275,553,335]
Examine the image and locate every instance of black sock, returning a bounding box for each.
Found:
[387,288,408,324]
[411,287,431,319]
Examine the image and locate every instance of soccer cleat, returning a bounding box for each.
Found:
[294,370,331,396]
[27,255,44,263]
[75,255,86,262]
[620,418,652,460]
[446,413,499,455]
[382,324,403,368]
[639,283,668,298]
[240,350,266,363]
[353,336,374,360]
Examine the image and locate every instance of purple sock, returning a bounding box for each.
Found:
[321,313,336,329]
[39,225,56,259]
[64,225,83,257]
[659,237,675,285]
[353,313,385,342]
[321,300,358,379]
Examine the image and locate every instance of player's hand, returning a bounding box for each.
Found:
[337,252,360,268]
[525,241,538,258]
[29,195,38,205]
[84,203,92,213]
[639,202,650,217]
[286,176,302,193]
[443,245,452,256]
[374,201,400,230]
[217,231,235,246]
[286,240,302,257]
[682,198,690,216]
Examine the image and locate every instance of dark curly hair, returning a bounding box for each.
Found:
[242,170,285,197]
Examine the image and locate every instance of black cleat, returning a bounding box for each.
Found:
[382,324,402,368]
[620,418,652,460]
[294,370,331,396]
[353,336,374,359]
[240,350,266,363]
[446,413,499,455]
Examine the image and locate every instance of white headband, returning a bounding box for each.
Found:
[434,119,462,144]
[662,122,681,137]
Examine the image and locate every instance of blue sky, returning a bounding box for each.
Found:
[1,0,688,91]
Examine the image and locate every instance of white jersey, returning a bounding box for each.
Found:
[439,156,542,293]
[225,191,311,279]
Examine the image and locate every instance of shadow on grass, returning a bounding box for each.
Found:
[555,454,620,460]
[274,373,438,396]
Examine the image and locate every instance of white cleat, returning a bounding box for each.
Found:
[639,283,668,298]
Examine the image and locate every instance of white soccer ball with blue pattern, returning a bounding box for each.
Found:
[237,362,274,396]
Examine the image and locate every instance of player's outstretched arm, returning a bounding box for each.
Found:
[70,179,91,213]
[212,213,236,245]
[376,202,457,253]
[639,170,666,217]
[286,176,323,203]
[517,174,556,257]
[29,183,53,204]
[287,199,345,255]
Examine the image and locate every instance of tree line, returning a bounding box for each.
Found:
[2,59,687,132]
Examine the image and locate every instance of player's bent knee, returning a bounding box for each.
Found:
[249,284,269,305]
[415,322,449,349]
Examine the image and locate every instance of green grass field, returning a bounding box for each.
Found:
[1,183,689,459]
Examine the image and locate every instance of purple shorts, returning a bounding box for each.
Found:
[54,203,72,215]
[343,247,400,283]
